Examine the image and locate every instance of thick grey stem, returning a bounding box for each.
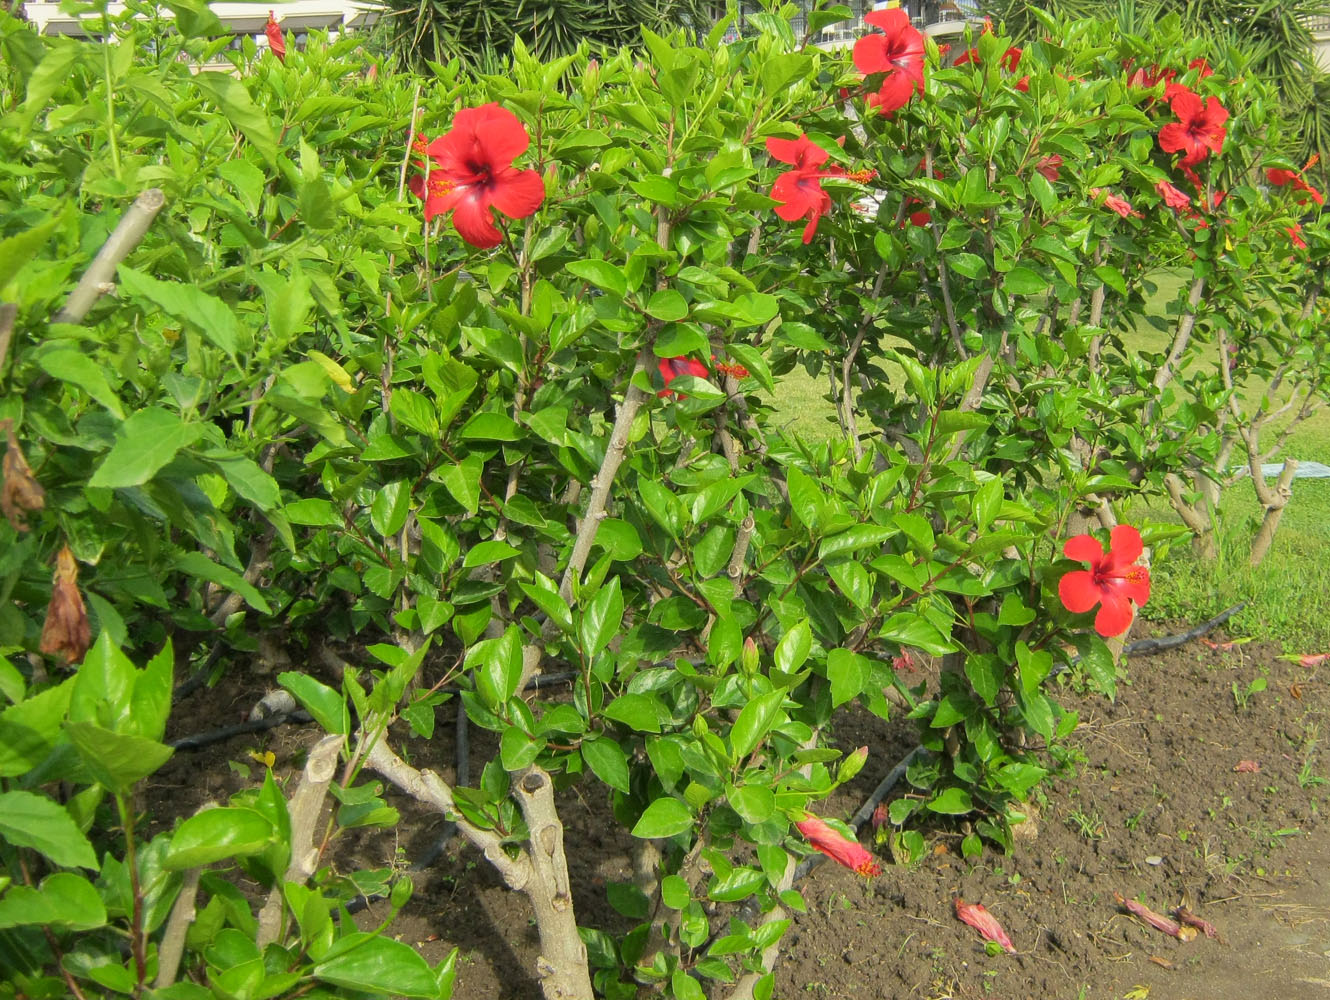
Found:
[558,357,651,604]
[256,735,343,946]
[724,854,796,1000]
[54,188,165,324]
[513,768,594,1000]
[364,737,533,891]
[1249,460,1297,567]
[1143,277,1204,425]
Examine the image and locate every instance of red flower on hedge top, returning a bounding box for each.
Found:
[852,8,926,116]
[1158,88,1228,167]
[954,45,1028,91]
[767,135,845,243]
[796,815,882,877]
[409,104,546,249]
[265,11,285,62]
[657,356,708,398]
[1058,525,1151,638]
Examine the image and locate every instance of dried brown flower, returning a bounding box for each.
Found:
[1,420,45,532]
[39,545,91,665]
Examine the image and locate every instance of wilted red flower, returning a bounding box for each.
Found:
[853,8,926,116]
[657,356,709,398]
[870,802,890,831]
[1034,154,1062,182]
[767,134,845,243]
[1288,223,1308,250]
[1092,188,1142,219]
[711,357,750,380]
[1188,57,1214,79]
[1155,179,1191,211]
[796,815,882,876]
[955,899,1016,953]
[40,545,91,665]
[1058,524,1151,638]
[264,11,285,62]
[409,104,546,249]
[1,420,45,532]
[1267,167,1325,206]
[1158,89,1228,167]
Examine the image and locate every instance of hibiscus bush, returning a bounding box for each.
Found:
[0,2,1326,999]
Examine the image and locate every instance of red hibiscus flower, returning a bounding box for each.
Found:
[409,104,546,249]
[1158,88,1228,168]
[1058,524,1151,638]
[265,11,285,62]
[767,134,847,243]
[1035,154,1062,182]
[657,356,709,398]
[1126,61,1175,89]
[1188,57,1214,79]
[853,8,926,116]
[1288,223,1308,250]
[796,815,882,877]
[1155,179,1191,211]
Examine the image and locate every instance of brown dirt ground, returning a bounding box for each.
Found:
[149,629,1330,1000]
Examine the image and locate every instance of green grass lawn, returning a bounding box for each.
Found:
[761,271,1330,651]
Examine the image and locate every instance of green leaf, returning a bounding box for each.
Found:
[1003,267,1048,296]
[603,693,662,734]
[87,407,203,489]
[313,934,445,997]
[0,873,106,931]
[278,672,349,736]
[773,621,812,675]
[0,680,73,777]
[727,784,775,825]
[285,497,342,526]
[118,266,244,358]
[0,207,66,296]
[131,641,174,743]
[370,480,410,538]
[36,349,126,419]
[632,797,694,839]
[165,806,276,869]
[174,551,272,614]
[566,258,626,298]
[645,288,689,321]
[65,722,174,794]
[478,626,523,707]
[927,787,974,815]
[825,649,867,708]
[582,737,630,793]
[579,578,623,659]
[730,690,783,758]
[0,791,98,869]
[193,72,279,164]
[461,540,520,569]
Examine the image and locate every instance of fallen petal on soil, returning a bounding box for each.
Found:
[1115,893,1198,941]
[955,898,1016,953]
[1234,759,1260,773]
[1173,906,1220,940]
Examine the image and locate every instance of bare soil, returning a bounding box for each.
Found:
[151,630,1330,1000]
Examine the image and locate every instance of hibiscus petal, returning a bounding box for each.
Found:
[1108,524,1143,564]
[852,33,890,76]
[955,899,1016,953]
[869,70,918,116]
[1063,534,1104,563]
[1157,122,1198,160]
[1094,589,1135,637]
[450,189,504,249]
[1058,570,1102,614]
[1123,568,1151,608]
[487,166,546,221]
[766,135,828,169]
